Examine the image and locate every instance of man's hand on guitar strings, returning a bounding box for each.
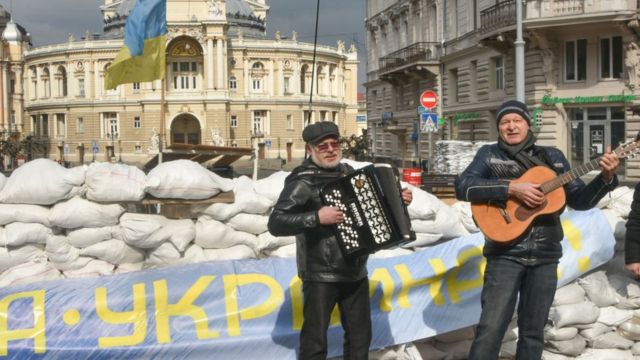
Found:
[508,182,545,208]
[626,263,640,278]
[599,146,620,183]
[318,206,344,225]
[401,188,413,205]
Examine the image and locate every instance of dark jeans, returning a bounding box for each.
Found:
[299,278,372,360]
[469,258,558,360]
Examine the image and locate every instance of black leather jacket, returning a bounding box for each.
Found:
[625,182,640,264]
[455,144,618,265]
[268,159,368,282]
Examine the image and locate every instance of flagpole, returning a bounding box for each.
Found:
[159,77,165,164]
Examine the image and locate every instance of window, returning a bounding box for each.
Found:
[332,112,338,124]
[41,114,49,137]
[9,111,15,131]
[77,117,84,133]
[133,82,140,92]
[493,56,504,90]
[102,112,119,138]
[252,110,268,135]
[565,39,587,81]
[449,68,459,103]
[134,116,141,129]
[172,61,198,90]
[55,114,66,137]
[78,78,85,97]
[284,77,291,94]
[9,79,14,95]
[286,114,293,130]
[135,144,142,153]
[230,115,238,128]
[303,111,313,127]
[229,76,237,90]
[252,78,262,92]
[600,36,623,79]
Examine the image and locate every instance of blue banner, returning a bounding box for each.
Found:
[0,209,614,359]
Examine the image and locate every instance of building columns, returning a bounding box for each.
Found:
[207,38,214,89]
[216,38,224,89]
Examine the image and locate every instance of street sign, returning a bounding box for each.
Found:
[420,90,438,109]
[265,139,272,148]
[92,141,99,154]
[420,112,438,133]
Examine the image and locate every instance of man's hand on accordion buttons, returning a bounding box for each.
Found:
[318,206,345,225]
[402,188,413,205]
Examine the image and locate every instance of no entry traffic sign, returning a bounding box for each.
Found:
[420,90,438,109]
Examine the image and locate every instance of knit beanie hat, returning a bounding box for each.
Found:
[496,100,531,127]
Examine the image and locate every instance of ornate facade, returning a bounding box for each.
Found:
[1,0,359,166]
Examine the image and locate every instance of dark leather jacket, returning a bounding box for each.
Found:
[455,144,618,265]
[625,182,640,264]
[268,159,368,282]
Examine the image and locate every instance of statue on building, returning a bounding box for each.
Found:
[149,128,160,153]
[237,30,244,41]
[208,0,224,20]
[275,31,281,41]
[349,43,357,53]
[68,33,75,43]
[211,128,224,146]
[291,31,298,42]
[530,31,556,91]
[626,41,640,88]
[337,39,345,52]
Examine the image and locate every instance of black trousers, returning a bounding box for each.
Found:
[299,278,372,360]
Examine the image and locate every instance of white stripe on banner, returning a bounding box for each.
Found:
[0,209,614,359]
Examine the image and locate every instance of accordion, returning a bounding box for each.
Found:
[320,164,415,257]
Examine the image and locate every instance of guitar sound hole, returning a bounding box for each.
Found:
[515,199,548,221]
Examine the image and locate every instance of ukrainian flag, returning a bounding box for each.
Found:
[105,0,167,90]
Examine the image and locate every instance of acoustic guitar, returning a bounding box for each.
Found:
[471,134,640,243]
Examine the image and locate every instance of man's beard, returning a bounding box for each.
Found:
[310,151,341,169]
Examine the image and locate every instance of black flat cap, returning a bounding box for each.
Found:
[302,122,340,144]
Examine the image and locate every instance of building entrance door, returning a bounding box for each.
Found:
[570,107,625,170]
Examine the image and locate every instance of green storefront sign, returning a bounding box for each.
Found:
[542,94,638,105]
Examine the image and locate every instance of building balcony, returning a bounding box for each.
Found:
[377,42,440,81]
[480,0,517,34]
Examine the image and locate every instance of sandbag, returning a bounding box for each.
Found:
[579,322,612,341]
[499,340,517,359]
[119,213,168,248]
[146,160,233,199]
[115,262,144,274]
[410,209,469,240]
[146,242,181,268]
[578,271,619,307]
[264,243,296,258]
[618,317,640,341]
[541,350,573,360]
[553,282,586,306]
[200,202,243,221]
[591,331,633,349]
[432,339,472,360]
[406,185,438,220]
[0,244,45,272]
[371,247,414,258]
[80,239,145,264]
[85,162,147,202]
[0,204,50,226]
[203,245,256,261]
[0,261,61,286]
[62,259,114,278]
[49,197,124,229]
[450,201,479,233]
[598,306,633,327]
[183,244,206,264]
[255,231,296,252]
[545,335,587,356]
[4,222,52,246]
[253,171,288,203]
[433,326,475,343]
[45,235,80,265]
[575,348,634,359]
[413,340,447,360]
[66,226,121,248]
[195,217,258,250]
[549,301,600,328]
[401,233,443,248]
[0,159,86,205]
[232,176,274,215]
[226,213,269,235]
[152,219,195,252]
[545,326,579,341]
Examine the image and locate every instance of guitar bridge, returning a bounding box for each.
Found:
[499,208,512,224]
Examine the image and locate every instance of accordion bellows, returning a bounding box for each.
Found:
[320,164,416,257]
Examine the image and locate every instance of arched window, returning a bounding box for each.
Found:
[55,66,67,97]
[30,67,37,100]
[300,64,309,94]
[167,37,203,91]
[250,62,265,93]
[229,76,237,91]
[41,67,51,98]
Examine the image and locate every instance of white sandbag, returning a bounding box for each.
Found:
[0,204,50,226]
[146,160,233,199]
[618,317,640,341]
[597,186,634,218]
[578,271,620,307]
[545,326,579,341]
[579,322,613,340]
[63,259,114,278]
[0,159,86,205]
[119,213,168,248]
[401,233,443,248]
[0,261,60,286]
[632,341,640,355]
[183,244,206,264]
[608,273,640,300]
[432,339,472,360]
[80,239,145,265]
[152,219,195,252]
[371,247,414,258]
[499,340,517,359]
[591,331,634,349]
[203,244,256,261]
[368,346,398,360]
[264,243,296,258]
[195,217,258,250]
[115,262,144,274]
[67,226,121,248]
[4,222,52,246]
[542,350,573,360]
[503,319,518,342]
[85,162,147,202]
[255,231,296,252]
[146,242,181,268]
[0,244,45,272]
[545,335,587,356]
[413,340,447,360]
[50,256,93,272]
[549,301,600,328]
[226,213,269,235]
[406,186,438,220]
[450,201,479,233]
[0,172,6,192]
[553,282,586,306]
[200,202,243,221]
[45,235,80,265]
[411,212,469,239]
[254,171,288,203]
[232,176,274,215]
[598,306,634,327]
[434,327,475,343]
[49,197,124,229]
[601,208,627,241]
[575,348,634,359]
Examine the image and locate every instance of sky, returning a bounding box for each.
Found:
[0,0,367,91]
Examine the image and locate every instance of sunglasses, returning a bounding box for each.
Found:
[314,140,341,153]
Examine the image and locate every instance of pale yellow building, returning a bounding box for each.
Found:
[0,0,359,167]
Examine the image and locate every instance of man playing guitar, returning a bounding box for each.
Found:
[455,100,619,360]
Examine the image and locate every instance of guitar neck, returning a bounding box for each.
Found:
[540,159,601,194]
